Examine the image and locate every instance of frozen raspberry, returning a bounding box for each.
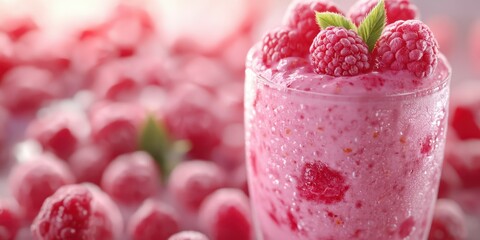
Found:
[198,188,252,240]
[348,0,418,26]
[283,0,342,50]
[163,84,222,160]
[128,199,180,240]
[373,20,439,78]
[444,140,480,189]
[0,16,37,41]
[101,151,161,205]
[261,27,307,66]
[168,231,209,240]
[91,61,143,101]
[9,155,75,220]
[451,105,480,140]
[89,102,145,157]
[168,160,226,211]
[31,184,123,240]
[310,26,371,76]
[68,145,113,185]
[0,200,21,240]
[437,161,461,199]
[428,199,468,240]
[1,66,60,113]
[27,111,87,160]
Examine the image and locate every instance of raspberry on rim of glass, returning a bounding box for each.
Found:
[260,0,439,79]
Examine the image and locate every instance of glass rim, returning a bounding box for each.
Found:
[249,54,451,102]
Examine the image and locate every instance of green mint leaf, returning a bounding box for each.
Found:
[315,12,357,31]
[357,0,386,52]
[138,115,188,180]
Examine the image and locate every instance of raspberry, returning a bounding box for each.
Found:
[1,66,60,113]
[310,26,371,76]
[89,102,144,157]
[168,160,226,211]
[27,110,86,160]
[8,155,75,220]
[68,145,113,185]
[0,200,21,240]
[297,161,349,204]
[198,188,252,240]
[127,199,180,240]
[373,20,439,78]
[163,84,222,160]
[31,184,123,240]
[261,27,307,66]
[101,151,161,205]
[444,140,480,189]
[283,0,342,50]
[31,185,92,240]
[168,231,209,240]
[428,199,468,240]
[348,0,418,26]
[451,106,480,140]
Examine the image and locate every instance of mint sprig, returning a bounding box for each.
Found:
[138,115,190,180]
[357,0,386,52]
[315,12,357,31]
[315,0,386,53]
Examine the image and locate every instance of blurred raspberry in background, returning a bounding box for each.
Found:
[0,0,479,239]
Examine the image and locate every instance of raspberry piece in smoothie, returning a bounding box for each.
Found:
[297,162,349,204]
[0,200,21,240]
[128,199,180,240]
[168,231,209,240]
[348,0,418,26]
[428,199,468,240]
[284,0,342,49]
[8,155,75,220]
[168,160,226,211]
[310,26,371,76]
[101,151,161,205]
[199,189,252,240]
[373,20,439,78]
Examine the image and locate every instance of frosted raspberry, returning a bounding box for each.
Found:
[27,111,86,160]
[168,231,209,240]
[310,26,371,76]
[89,102,145,157]
[428,199,468,240]
[198,189,252,240]
[31,185,92,240]
[31,184,123,240]
[68,145,113,185]
[0,200,21,240]
[8,155,75,220]
[373,20,439,78]
[348,0,418,26]
[168,160,226,211]
[163,84,222,160]
[101,151,161,205]
[128,199,180,240]
[261,27,307,66]
[283,0,342,49]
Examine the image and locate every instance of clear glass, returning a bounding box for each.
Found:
[244,55,451,240]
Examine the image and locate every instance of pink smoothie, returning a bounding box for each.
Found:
[244,46,451,240]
